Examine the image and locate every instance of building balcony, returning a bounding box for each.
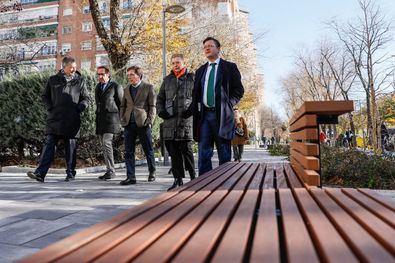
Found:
[0,16,58,29]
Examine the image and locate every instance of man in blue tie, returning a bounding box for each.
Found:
[183,37,244,175]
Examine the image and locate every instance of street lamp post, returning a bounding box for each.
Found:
[161,2,185,166]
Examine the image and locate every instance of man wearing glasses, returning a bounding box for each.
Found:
[183,37,244,175]
[95,66,123,180]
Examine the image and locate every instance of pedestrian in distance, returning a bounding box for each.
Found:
[157,54,196,191]
[27,57,90,182]
[231,108,248,162]
[183,36,244,175]
[95,66,123,180]
[119,66,156,185]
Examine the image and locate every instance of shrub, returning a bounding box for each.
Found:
[268,144,290,156]
[321,146,395,189]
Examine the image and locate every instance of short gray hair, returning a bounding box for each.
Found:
[62,57,76,68]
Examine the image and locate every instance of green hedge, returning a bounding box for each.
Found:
[321,146,395,189]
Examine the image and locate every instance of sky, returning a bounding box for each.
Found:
[237,0,395,118]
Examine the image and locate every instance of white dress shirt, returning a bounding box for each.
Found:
[203,57,220,107]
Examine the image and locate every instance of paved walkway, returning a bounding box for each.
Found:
[0,146,286,262]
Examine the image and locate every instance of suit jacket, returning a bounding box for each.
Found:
[95,80,123,134]
[187,58,244,141]
[120,81,156,128]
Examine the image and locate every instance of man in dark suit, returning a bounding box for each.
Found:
[184,37,244,175]
[95,66,123,180]
[119,66,156,185]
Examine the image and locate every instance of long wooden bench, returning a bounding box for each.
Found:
[19,162,395,262]
[289,101,354,187]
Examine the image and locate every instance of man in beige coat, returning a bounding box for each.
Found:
[120,66,156,185]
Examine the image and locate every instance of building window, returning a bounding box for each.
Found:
[81,59,91,70]
[63,8,72,16]
[41,44,56,55]
[82,22,92,32]
[123,0,132,9]
[96,37,105,51]
[83,5,90,14]
[21,0,37,4]
[81,41,92,51]
[102,17,110,28]
[62,26,72,34]
[61,43,71,55]
[100,2,107,12]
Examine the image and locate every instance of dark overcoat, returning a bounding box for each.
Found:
[42,70,89,138]
[95,80,123,134]
[156,71,194,140]
[187,58,244,141]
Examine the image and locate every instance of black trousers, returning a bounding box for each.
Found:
[35,134,77,177]
[165,140,195,179]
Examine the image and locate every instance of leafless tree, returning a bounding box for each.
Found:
[329,0,393,152]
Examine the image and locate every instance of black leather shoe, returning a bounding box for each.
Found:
[64,175,75,182]
[148,171,156,182]
[120,178,136,185]
[189,171,196,180]
[167,178,183,191]
[27,171,44,183]
[98,172,116,180]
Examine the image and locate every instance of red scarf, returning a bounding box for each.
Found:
[173,67,187,79]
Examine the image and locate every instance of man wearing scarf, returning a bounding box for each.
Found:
[157,54,196,191]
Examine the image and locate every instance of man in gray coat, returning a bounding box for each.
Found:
[95,66,123,180]
[119,66,156,185]
[157,54,196,191]
[27,57,90,182]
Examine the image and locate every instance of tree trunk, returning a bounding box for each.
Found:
[348,113,356,147]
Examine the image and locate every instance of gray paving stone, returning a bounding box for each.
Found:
[0,217,24,228]
[0,218,73,245]
[15,209,79,220]
[0,243,39,263]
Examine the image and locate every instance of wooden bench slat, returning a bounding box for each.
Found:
[94,191,211,263]
[178,162,236,192]
[290,149,320,171]
[57,191,197,262]
[290,128,318,141]
[59,163,248,262]
[279,189,320,262]
[290,157,320,186]
[17,191,179,263]
[172,190,246,262]
[310,189,394,262]
[250,189,280,263]
[232,163,258,191]
[290,114,317,132]
[132,190,228,262]
[290,141,319,157]
[248,163,266,190]
[341,188,395,229]
[293,189,359,262]
[262,163,274,189]
[284,163,303,188]
[357,188,395,212]
[212,189,260,262]
[326,189,395,254]
[290,101,354,125]
[275,164,288,189]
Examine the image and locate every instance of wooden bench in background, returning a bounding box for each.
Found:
[19,162,395,262]
[289,101,354,187]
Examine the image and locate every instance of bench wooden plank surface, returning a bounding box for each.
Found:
[343,188,395,228]
[19,162,394,263]
[293,189,358,262]
[250,189,279,263]
[357,188,395,212]
[290,114,317,132]
[290,128,318,141]
[326,189,395,255]
[290,148,320,170]
[279,189,320,262]
[310,189,394,262]
[290,141,319,156]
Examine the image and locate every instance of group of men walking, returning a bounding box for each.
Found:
[27,37,244,191]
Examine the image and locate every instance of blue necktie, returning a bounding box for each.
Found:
[207,63,216,107]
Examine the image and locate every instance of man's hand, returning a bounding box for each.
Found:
[158,111,172,120]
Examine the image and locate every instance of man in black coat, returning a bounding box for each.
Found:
[184,37,244,175]
[27,57,90,182]
[157,54,196,191]
[95,66,123,180]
